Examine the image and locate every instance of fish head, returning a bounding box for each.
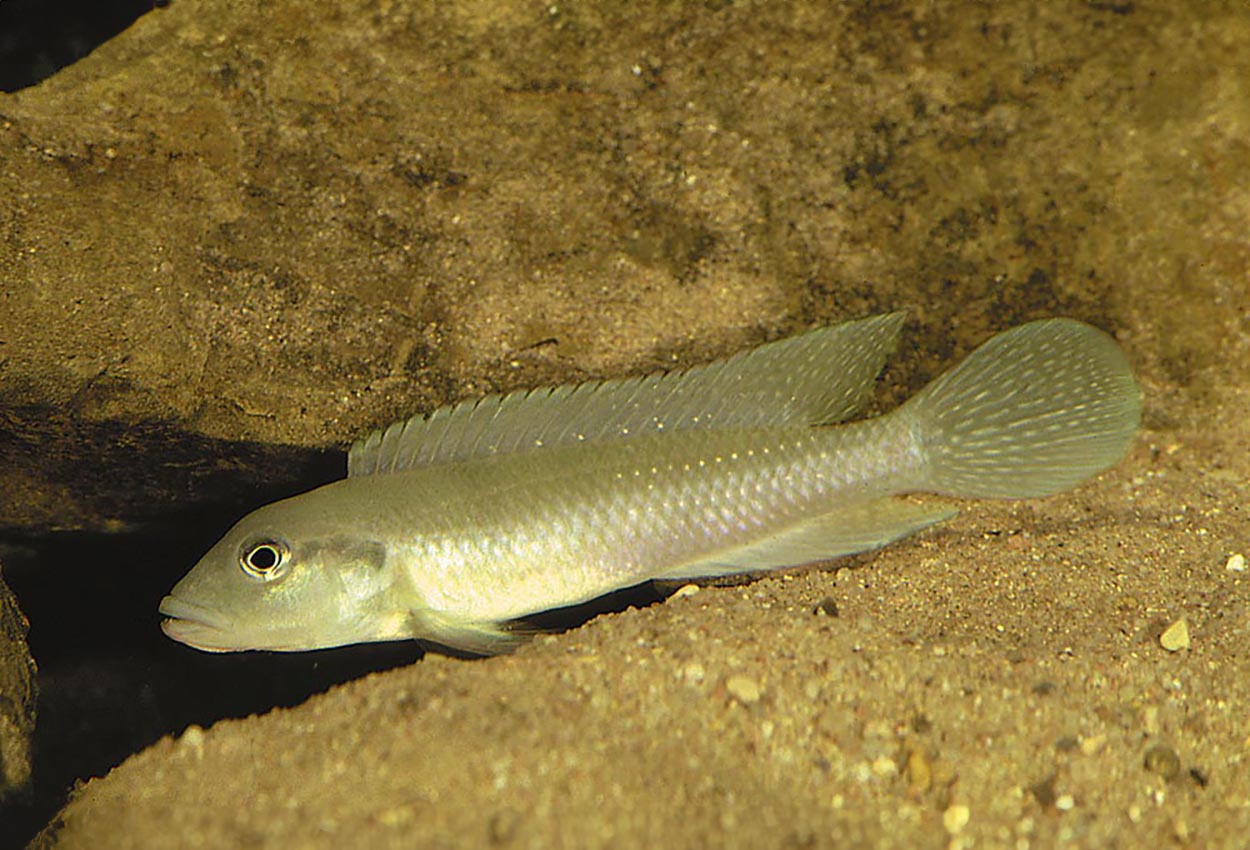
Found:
[159,497,407,652]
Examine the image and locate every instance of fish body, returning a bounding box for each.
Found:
[160,314,1141,654]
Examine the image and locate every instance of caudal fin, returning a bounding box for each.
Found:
[903,319,1142,499]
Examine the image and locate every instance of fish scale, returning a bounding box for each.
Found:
[375,425,905,622]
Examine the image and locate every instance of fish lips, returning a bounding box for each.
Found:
[158,595,240,653]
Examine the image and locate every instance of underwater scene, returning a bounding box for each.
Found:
[1,1,1247,848]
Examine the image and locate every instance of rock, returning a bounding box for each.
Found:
[904,748,932,794]
[1143,744,1182,780]
[1159,618,1190,652]
[942,804,970,835]
[0,561,37,802]
[724,674,762,705]
[0,0,813,535]
[0,0,1205,537]
[812,596,840,617]
[1079,734,1108,756]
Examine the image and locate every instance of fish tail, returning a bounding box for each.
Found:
[902,319,1141,499]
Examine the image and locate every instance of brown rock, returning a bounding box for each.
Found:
[0,561,37,802]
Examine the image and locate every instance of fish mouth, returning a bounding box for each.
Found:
[158,595,240,653]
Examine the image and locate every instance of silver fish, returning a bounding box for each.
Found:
[159,314,1141,654]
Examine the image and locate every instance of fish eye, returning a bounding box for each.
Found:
[239,539,290,580]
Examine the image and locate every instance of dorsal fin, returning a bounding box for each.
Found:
[348,312,905,476]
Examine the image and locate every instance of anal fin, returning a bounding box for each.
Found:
[654,498,957,581]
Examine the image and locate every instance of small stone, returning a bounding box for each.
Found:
[178,724,205,760]
[1054,736,1080,753]
[1080,734,1108,756]
[1225,553,1246,573]
[681,662,705,685]
[1159,618,1190,652]
[672,583,700,598]
[942,804,970,835]
[905,749,932,793]
[812,596,839,617]
[1143,744,1181,779]
[1174,816,1191,841]
[725,674,762,704]
[1055,794,1075,811]
[1029,775,1057,808]
[870,755,897,778]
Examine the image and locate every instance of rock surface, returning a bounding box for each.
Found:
[4,0,1243,534]
[2,0,1248,848]
[0,563,35,804]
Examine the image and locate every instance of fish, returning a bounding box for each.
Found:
[158,313,1142,655]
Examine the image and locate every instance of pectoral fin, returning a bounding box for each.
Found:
[409,609,525,656]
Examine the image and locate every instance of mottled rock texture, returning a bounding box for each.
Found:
[0,564,35,803]
[3,0,1243,534]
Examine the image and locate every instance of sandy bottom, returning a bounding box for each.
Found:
[34,390,1250,848]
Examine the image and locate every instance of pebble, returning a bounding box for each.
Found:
[672,583,700,598]
[942,804,970,834]
[870,755,897,778]
[1054,736,1080,753]
[1159,618,1190,652]
[1143,744,1181,779]
[1226,553,1246,573]
[905,748,932,793]
[812,596,839,617]
[178,724,205,760]
[1029,775,1057,808]
[1079,734,1108,756]
[725,674,762,704]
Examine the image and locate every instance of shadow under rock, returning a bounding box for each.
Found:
[0,445,674,848]
[0,446,426,848]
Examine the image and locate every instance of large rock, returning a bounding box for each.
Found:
[3,0,1243,534]
[0,562,35,803]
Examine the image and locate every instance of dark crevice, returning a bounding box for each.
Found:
[0,462,427,847]
[0,0,166,93]
[0,471,668,848]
